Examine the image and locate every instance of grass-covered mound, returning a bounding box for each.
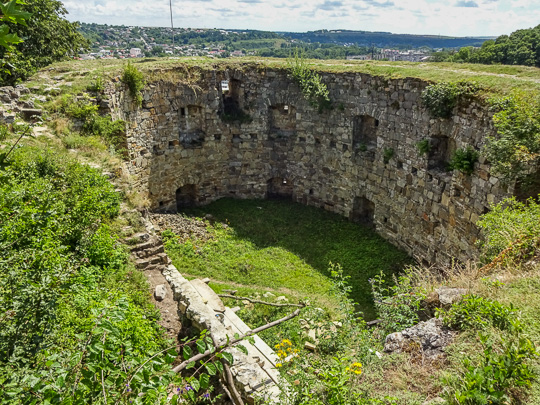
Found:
[164,198,411,320]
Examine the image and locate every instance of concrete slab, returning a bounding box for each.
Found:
[190,278,226,313]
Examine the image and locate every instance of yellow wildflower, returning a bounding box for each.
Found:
[347,362,362,375]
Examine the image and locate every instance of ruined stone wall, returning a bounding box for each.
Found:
[108,64,509,265]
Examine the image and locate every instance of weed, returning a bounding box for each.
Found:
[443,334,537,405]
[477,196,540,261]
[288,49,331,112]
[371,269,426,336]
[416,139,430,156]
[86,75,105,93]
[421,81,480,118]
[121,62,145,107]
[439,295,519,332]
[448,146,479,175]
[383,147,394,163]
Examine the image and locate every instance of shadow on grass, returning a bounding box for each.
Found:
[181,198,413,320]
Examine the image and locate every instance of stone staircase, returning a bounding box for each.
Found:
[127,232,171,271]
[125,222,282,404]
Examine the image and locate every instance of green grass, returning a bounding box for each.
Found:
[165,198,412,319]
[32,57,540,99]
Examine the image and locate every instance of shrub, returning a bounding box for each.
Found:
[477,196,540,260]
[448,146,479,175]
[86,75,105,93]
[484,91,540,184]
[421,81,480,118]
[371,269,426,336]
[122,61,145,107]
[440,295,519,332]
[443,334,537,405]
[288,49,331,113]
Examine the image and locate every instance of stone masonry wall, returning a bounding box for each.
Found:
[108,64,510,265]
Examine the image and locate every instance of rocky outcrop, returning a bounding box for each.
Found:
[384,318,455,361]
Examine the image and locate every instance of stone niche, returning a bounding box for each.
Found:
[269,104,296,138]
[221,78,248,121]
[428,135,455,171]
[349,196,375,225]
[179,105,205,147]
[352,115,378,151]
[267,177,293,199]
[176,184,198,211]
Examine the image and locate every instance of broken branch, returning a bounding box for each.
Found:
[172,307,302,373]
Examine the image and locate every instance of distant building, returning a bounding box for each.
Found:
[130,48,142,57]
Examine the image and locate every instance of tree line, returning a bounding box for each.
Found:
[431,24,540,67]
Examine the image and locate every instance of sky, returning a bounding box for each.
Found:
[62,0,540,37]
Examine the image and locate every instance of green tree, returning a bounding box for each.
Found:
[0,0,31,51]
[0,0,89,85]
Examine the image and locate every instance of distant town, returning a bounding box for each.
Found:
[78,24,488,62]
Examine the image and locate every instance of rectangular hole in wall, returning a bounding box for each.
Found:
[180,107,186,117]
[214,134,221,141]
[412,166,418,174]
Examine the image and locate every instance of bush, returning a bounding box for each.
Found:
[62,96,126,151]
[444,334,537,405]
[122,62,145,107]
[421,81,480,118]
[448,146,479,175]
[440,295,519,332]
[288,49,331,113]
[477,196,540,261]
[371,269,426,336]
[484,91,540,184]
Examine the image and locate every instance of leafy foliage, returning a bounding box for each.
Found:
[477,196,540,261]
[440,295,519,332]
[0,0,89,85]
[371,269,426,336]
[432,24,540,67]
[443,334,537,405]
[383,147,394,164]
[416,139,430,156]
[62,94,126,151]
[448,146,479,175]
[0,0,31,52]
[421,81,480,118]
[484,91,540,184]
[288,49,331,112]
[122,61,145,107]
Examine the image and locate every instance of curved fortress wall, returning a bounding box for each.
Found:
[109,65,509,265]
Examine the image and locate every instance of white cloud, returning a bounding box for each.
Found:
[61,0,540,36]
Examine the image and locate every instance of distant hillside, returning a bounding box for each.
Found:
[432,24,540,67]
[283,29,492,49]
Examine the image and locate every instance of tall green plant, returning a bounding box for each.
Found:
[122,61,145,107]
[484,91,540,184]
[288,49,331,112]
